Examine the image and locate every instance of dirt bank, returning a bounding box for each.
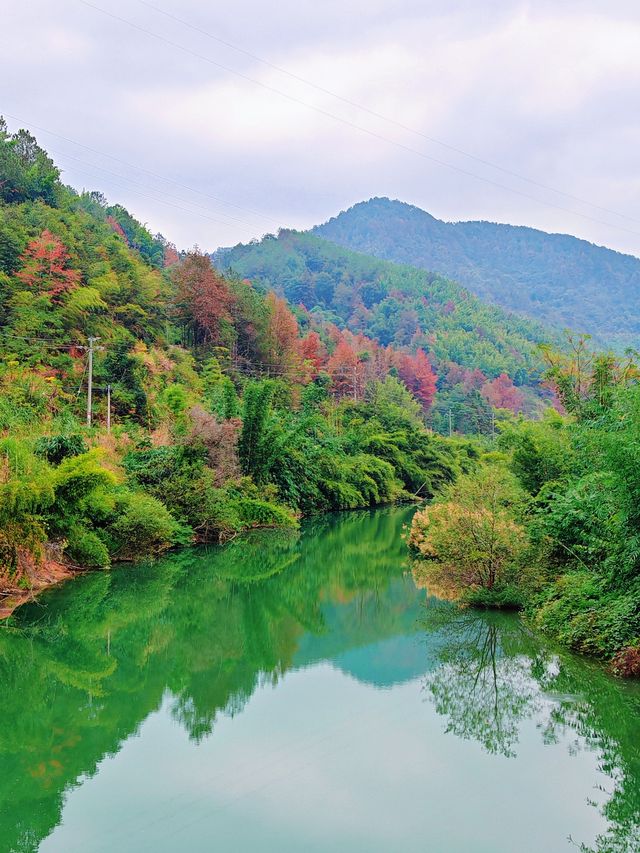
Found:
[0,547,77,619]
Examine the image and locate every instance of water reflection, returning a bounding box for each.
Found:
[0,506,637,852]
[419,602,640,852]
[421,606,549,757]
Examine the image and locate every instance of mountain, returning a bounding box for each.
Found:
[214,229,559,425]
[313,197,640,348]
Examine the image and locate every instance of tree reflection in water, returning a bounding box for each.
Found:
[421,605,549,757]
[0,508,637,853]
[419,601,640,853]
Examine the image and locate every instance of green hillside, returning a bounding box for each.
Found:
[0,120,467,596]
[215,228,560,428]
[313,197,640,348]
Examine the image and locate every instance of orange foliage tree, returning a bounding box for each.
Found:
[396,349,437,411]
[481,373,525,413]
[327,336,359,399]
[172,250,233,346]
[296,330,326,379]
[265,292,301,375]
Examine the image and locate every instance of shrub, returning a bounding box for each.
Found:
[611,643,640,677]
[64,525,110,568]
[34,433,87,465]
[410,464,529,604]
[106,491,181,560]
[532,571,640,658]
[235,497,297,528]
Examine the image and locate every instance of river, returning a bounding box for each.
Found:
[0,506,638,852]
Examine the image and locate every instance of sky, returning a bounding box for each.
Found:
[2,0,640,255]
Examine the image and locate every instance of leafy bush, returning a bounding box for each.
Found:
[532,572,640,658]
[105,491,182,560]
[235,498,297,528]
[34,433,87,465]
[410,465,530,604]
[65,525,110,568]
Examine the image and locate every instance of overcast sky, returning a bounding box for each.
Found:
[3,0,640,255]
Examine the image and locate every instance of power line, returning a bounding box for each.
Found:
[77,0,640,242]
[1,112,281,229]
[136,0,640,227]
[47,145,273,232]
[0,332,81,349]
[52,154,264,236]
[47,154,260,233]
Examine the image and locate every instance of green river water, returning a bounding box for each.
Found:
[0,506,638,852]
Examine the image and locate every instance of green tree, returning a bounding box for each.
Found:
[238,380,275,482]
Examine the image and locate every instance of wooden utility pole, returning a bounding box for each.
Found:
[106,384,112,433]
[448,408,453,437]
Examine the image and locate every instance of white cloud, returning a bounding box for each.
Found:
[2,0,640,254]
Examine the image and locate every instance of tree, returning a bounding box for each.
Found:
[396,349,437,411]
[0,120,60,204]
[410,465,528,601]
[540,334,638,420]
[172,250,233,346]
[238,381,275,481]
[296,331,326,377]
[188,405,241,486]
[366,375,423,427]
[106,215,128,243]
[265,292,300,374]
[481,373,525,413]
[16,230,80,302]
[326,336,359,399]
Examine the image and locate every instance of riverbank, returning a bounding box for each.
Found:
[408,441,640,678]
[0,497,425,620]
[0,551,76,619]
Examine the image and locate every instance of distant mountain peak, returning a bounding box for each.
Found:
[313,198,640,347]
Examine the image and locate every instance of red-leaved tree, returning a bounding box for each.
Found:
[16,230,80,302]
[265,292,300,373]
[481,373,525,413]
[172,250,233,345]
[163,242,180,268]
[106,215,128,243]
[397,349,437,411]
[296,331,326,378]
[327,336,359,399]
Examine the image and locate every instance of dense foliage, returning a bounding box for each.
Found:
[411,337,640,672]
[0,121,467,595]
[215,228,557,429]
[314,196,640,349]
[410,465,530,608]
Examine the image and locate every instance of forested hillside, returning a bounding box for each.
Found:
[313,197,640,348]
[0,120,468,602]
[215,229,558,430]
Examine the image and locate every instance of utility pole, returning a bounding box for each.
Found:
[107,384,112,434]
[491,410,496,439]
[448,408,453,437]
[85,336,101,428]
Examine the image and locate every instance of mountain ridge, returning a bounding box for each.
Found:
[312,197,640,347]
